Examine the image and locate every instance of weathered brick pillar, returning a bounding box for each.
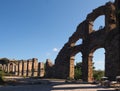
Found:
[2,64,5,72]
[15,62,18,75]
[27,59,32,77]
[69,56,75,79]
[32,58,38,77]
[45,59,54,78]
[3,64,7,72]
[38,62,44,77]
[88,55,93,82]
[18,61,22,76]
[13,64,15,73]
[7,64,10,73]
[22,60,27,76]
[82,54,93,82]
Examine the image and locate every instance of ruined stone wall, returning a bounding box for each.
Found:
[0,58,45,77]
[22,60,27,76]
[15,61,18,75]
[45,59,54,78]
[27,59,32,76]
[52,1,119,82]
[32,58,38,76]
[18,61,22,76]
[38,62,44,77]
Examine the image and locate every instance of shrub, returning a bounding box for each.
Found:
[0,70,4,84]
[93,70,104,81]
[74,62,82,80]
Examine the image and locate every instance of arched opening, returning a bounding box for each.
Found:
[74,52,82,80]
[75,39,83,46]
[9,63,13,73]
[92,48,105,81]
[9,63,16,74]
[93,15,105,31]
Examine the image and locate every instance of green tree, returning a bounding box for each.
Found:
[74,62,82,80]
[0,58,8,84]
[93,70,104,81]
[74,62,104,81]
[0,58,9,65]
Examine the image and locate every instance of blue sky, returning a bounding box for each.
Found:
[0,0,114,70]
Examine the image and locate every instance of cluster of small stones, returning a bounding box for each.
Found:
[0,58,44,77]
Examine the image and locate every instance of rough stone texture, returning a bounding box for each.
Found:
[32,58,38,77]
[45,59,54,78]
[15,61,18,75]
[8,61,17,73]
[115,0,120,29]
[22,60,27,76]
[27,59,32,76]
[38,62,44,77]
[0,58,45,77]
[18,61,22,76]
[51,1,119,82]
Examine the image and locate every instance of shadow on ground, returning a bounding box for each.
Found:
[0,78,116,91]
[51,82,115,91]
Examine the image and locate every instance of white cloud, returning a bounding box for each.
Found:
[53,48,58,52]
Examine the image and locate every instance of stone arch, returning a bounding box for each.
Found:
[8,62,16,73]
[53,1,119,82]
[75,38,83,46]
[93,15,105,31]
[68,2,116,46]
[86,5,105,33]
[86,6,105,22]
[72,52,83,80]
[67,18,94,48]
[89,45,105,56]
[74,52,82,64]
[69,48,83,79]
[93,48,105,70]
[9,63,14,72]
[87,46,106,81]
[86,2,116,33]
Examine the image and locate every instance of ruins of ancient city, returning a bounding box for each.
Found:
[0,58,44,77]
[0,0,119,84]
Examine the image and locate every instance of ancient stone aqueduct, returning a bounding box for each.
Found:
[46,0,120,82]
[0,0,119,82]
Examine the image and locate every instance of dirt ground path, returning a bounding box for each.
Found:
[0,79,115,91]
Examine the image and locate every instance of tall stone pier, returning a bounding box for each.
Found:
[22,60,27,76]
[38,62,44,77]
[32,58,38,77]
[18,61,22,76]
[27,59,32,76]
